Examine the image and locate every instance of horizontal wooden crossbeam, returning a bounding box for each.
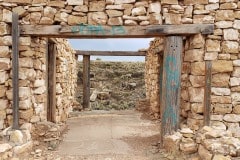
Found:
[75,50,146,56]
[20,24,214,38]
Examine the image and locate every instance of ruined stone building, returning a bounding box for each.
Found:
[0,0,240,159]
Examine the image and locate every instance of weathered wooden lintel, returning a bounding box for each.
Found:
[20,24,214,38]
[12,13,20,130]
[75,50,146,56]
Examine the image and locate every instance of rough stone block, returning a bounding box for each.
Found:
[189,75,205,87]
[211,87,231,96]
[212,60,233,73]
[223,29,239,40]
[222,41,239,54]
[189,87,204,102]
[213,104,232,114]
[216,10,234,21]
[206,39,221,52]
[212,73,230,87]
[67,0,83,5]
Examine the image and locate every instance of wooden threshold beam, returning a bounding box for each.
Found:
[75,50,146,56]
[12,13,20,130]
[20,24,214,38]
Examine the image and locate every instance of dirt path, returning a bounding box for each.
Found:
[44,110,165,160]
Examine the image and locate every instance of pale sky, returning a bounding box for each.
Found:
[68,39,153,62]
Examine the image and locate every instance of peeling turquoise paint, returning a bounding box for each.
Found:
[162,54,180,127]
[71,24,126,35]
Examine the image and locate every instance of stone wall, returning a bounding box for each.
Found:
[145,38,163,119]
[144,0,240,159]
[55,38,77,122]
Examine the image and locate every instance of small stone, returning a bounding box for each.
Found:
[191,62,205,75]
[211,96,231,104]
[163,132,182,151]
[204,52,218,61]
[230,77,240,86]
[223,29,239,40]
[10,130,24,145]
[223,114,240,123]
[108,17,123,25]
[206,39,221,52]
[215,21,233,28]
[220,2,237,9]
[198,145,212,160]
[115,0,135,4]
[149,13,162,25]
[205,3,220,10]
[106,10,123,17]
[222,41,239,54]
[164,13,181,24]
[67,0,83,5]
[184,49,204,62]
[212,155,231,160]
[180,139,198,154]
[216,10,234,21]
[88,12,107,25]
[189,75,205,87]
[212,60,233,73]
[89,1,105,12]
[231,92,240,102]
[233,20,240,29]
[212,73,230,87]
[211,87,231,96]
[148,2,161,14]
[189,87,204,102]
[0,143,12,153]
[67,15,87,25]
[213,104,232,114]
[132,6,146,16]
[161,0,178,4]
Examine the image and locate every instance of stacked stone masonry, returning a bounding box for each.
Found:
[0,0,239,159]
[144,0,240,159]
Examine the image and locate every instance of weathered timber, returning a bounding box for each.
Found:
[12,13,20,130]
[159,54,163,117]
[75,50,146,56]
[47,43,57,122]
[83,55,90,109]
[20,24,214,38]
[147,24,214,35]
[161,36,183,145]
[204,61,212,126]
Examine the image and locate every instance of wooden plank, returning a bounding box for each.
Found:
[47,43,57,122]
[147,24,214,35]
[159,54,163,117]
[75,50,146,56]
[204,61,212,126]
[12,13,19,130]
[83,55,90,109]
[20,24,214,38]
[161,36,183,145]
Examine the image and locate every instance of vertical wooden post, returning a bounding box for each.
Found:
[47,43,56,122]
[204,61,212,126]
[161,36,183,144]
[83,55,90,109]
[159,54,163,117]
[12,13,19,130]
